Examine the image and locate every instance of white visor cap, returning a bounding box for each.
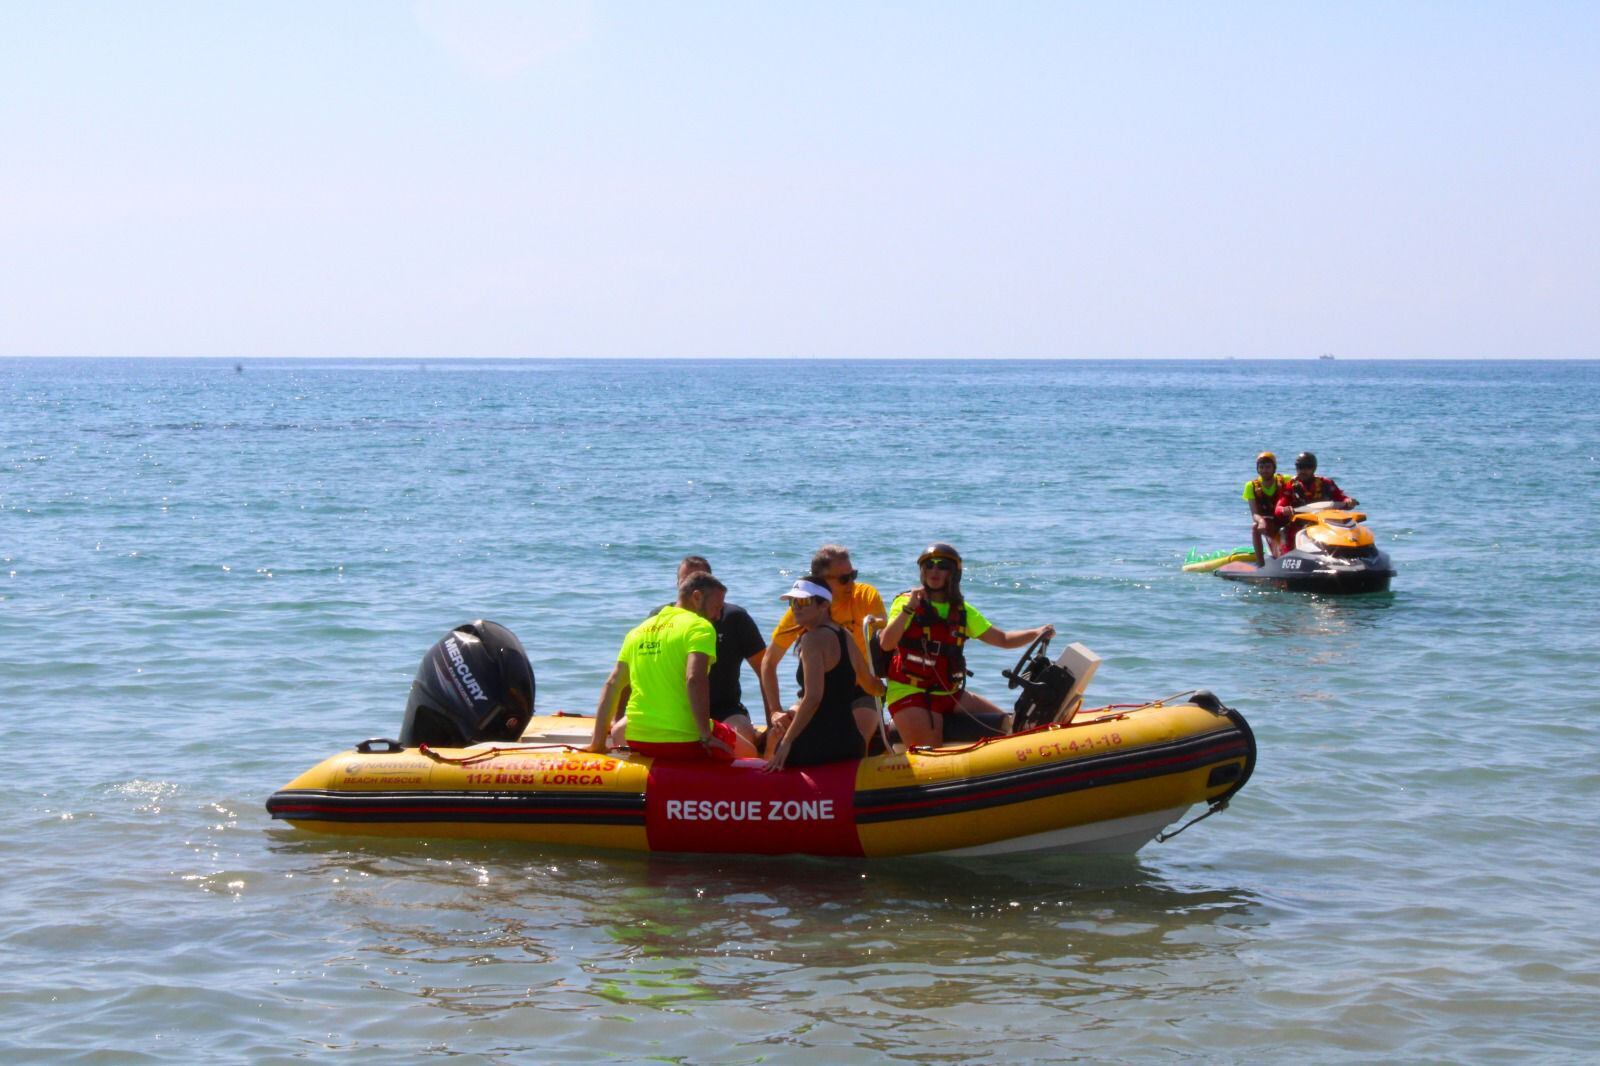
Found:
[780,577,833,602]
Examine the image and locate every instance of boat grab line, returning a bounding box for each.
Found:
[1155,800,1229,843]
[417,742,582,765]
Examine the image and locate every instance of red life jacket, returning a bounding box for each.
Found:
[887,599,968,691]
[1290,475,1340,505]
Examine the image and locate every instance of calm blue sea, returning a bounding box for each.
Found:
[2,357,1597,1062]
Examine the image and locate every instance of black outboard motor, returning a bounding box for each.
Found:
[398,620,535,747]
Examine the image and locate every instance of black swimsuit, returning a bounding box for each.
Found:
[786,626,864,767]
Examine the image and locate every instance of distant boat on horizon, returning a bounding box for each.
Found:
[1318,353,1335,360]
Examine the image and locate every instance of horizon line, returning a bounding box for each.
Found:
[3,354,1596,363]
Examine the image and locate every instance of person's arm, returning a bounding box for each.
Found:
[586,661,629,752]
[879,592,921,652]
[757,642,788,722]
[975,623,1056,650]
[1279,477,1299,517]
[765,632,825,772]
[758,610,801,720]
[686,651,712,740]
[866,587,886,618]
[843,631,885,697]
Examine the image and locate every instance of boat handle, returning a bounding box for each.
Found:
[355,738,406,754]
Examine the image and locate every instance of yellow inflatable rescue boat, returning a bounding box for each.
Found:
[267,693,1254,857]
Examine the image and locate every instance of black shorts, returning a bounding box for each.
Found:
[711,703,753,724]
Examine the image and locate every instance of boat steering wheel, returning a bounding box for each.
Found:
[1002,632,1052,690]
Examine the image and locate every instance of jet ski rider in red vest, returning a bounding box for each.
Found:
[877,543,1056,749]
[1288,451,1358,510]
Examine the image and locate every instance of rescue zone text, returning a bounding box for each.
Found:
[665,798,838,822]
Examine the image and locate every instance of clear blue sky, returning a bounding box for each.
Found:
[2,1,1596,358]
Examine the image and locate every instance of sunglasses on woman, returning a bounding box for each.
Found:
[785,596,822,609]
[921,558,955,571]
[830,569,858,583]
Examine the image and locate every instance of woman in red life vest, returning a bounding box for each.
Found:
[1244,452,1295,565]
[877,543,1055,749]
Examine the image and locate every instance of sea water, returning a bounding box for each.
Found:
[2,358,1597,1062]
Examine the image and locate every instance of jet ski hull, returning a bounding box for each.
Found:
[1216,548,1394,594]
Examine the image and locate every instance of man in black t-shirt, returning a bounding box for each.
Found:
[609,556,768,755]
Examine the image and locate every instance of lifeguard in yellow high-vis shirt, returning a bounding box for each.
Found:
[587,571,738,763]
[878,543,1055,749]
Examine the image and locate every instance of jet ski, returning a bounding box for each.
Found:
[1215,502,1394,594]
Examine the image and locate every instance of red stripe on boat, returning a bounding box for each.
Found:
[271,803,635,820]
[864,738,1245,817]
